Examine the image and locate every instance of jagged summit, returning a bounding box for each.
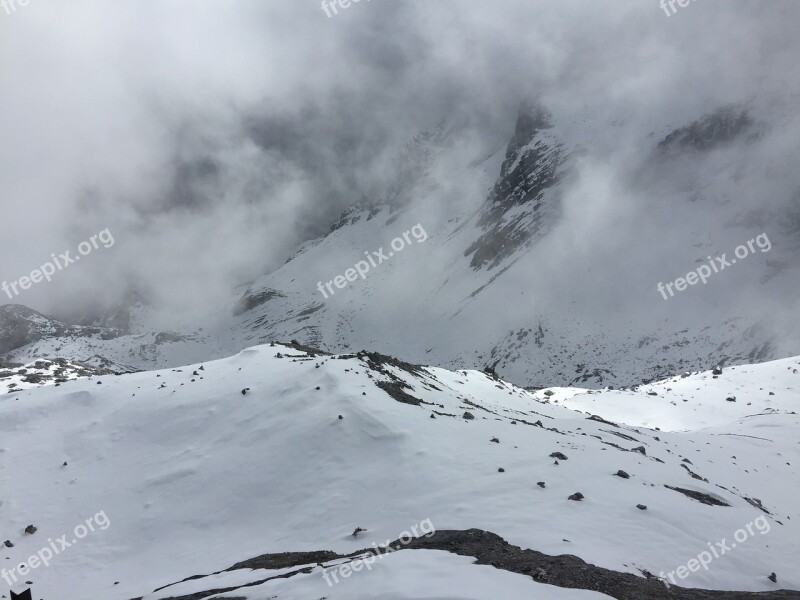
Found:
[466,100,569,270]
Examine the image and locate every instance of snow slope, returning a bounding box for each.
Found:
[553,357,800,431]
[1,345,798,599]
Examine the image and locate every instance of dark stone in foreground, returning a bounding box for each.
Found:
[405,530,800,600]
[133,529,800,600]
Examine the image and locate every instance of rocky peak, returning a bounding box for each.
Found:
[658,105,761,154]
[465,100,568,270]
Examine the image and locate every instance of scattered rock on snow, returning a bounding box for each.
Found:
[664,485,730,506]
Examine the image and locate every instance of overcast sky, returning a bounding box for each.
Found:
[1,0,798,322]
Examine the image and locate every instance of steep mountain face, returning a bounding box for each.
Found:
[1,99,799,388]
[466,101,570,270]
[2,345,798,599]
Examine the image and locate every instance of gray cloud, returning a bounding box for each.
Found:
[1,0,798,328]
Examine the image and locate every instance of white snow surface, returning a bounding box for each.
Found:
[0,346,798,599]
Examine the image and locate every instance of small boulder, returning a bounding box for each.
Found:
[463,411,475,420]
[636,504,648,510]
[537,481,546,488]
[549,452,568,460]
[24,525,37,535]
[615,470,630,479]
[568,492,584,501]
[768,572,777,583]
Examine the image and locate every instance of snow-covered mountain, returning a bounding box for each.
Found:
[2,98,799,388]
[1,344,798,599]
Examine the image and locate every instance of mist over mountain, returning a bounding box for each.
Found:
[2,1,799,327]
[2,3,800,599]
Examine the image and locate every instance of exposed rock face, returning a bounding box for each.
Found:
[1,357,115,392]
[657,106,760,154]
[465,101,569,270]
